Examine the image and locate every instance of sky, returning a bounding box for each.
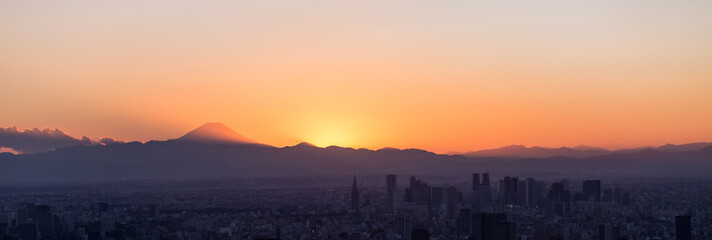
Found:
[1,1,711,153]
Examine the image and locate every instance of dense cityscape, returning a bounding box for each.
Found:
[0,174,708,240]
[4,0,712,239]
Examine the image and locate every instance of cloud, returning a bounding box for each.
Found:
[0,147,20,155]
[99,137,125,145]
[0,126,122,154]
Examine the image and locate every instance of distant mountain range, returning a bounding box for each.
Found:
[177,122,259,145]
[461,142,712,159]
[0,123,710,182]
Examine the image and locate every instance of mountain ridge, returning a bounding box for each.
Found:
[1,139,711,183]
[176,122,260,145]
[1,123,711,182]
[463,142,712,159]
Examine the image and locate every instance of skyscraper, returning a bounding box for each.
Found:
[516,180,528,206]
[583,180,601,202]
[444,186,460,220]
[482,173,490,186]
[386,174,397,210]
[473,173,481,191]
[456,208,472,235]
[351,176,360,211]
[502,176,519,205]
[676,215,691,240]
[406,176,431,206]
[479,173,492,204]
[526,178,536,207]
[34,205,54,240]
[411,229,430,240]
[547,181,572,216]
[471,212,516,240]
[599,223,611,240]
[19,222,38,240]
[399,215,413,240]
[431,187,444,209]
[532,181,546,207]
[560,179,570,191]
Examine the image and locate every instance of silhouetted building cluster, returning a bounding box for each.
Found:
[471,212,516,240]
[471,173,493,212]
[0,174,706,240]
[405,176,431,206]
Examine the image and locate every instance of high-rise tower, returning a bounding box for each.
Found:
[676,215,691,240]
[472,173,481,191]
[351,175,360,211]
[386,174,397,210]
[583,180,601,202]
[482,173,490,186]
[479,173,493,203]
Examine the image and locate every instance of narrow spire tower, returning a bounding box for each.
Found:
[351,175,360,211]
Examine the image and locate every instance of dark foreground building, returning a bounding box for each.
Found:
[676,215,691,240]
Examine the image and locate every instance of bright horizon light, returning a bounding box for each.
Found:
[2,1,712,153]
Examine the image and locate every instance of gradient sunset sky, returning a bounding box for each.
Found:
[1,1,711,153]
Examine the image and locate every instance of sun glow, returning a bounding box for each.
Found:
[306,122,359,148]
[2,1,712,153]
[295,114,367,148]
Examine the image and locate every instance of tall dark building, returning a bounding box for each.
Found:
[526,178,536,207]
[599,223,611,240]
[351,176,360,211]
[444,186,460,220]
[534,218,546,240]
[471,212,516,240]
[472,172,492,206]
[502,176,519,205]
[405,176,431,206]
[482,173,490,186]
[456,208,472,235]
[34,205,55,240]
[516,180,528,206]
[473,173,481,191]
[411,229,430,240]
[675,215,691,240]
[431,187,444,209]
[87,221,101,240]
[16,208,29,224]
[399,214,414,240]
[583,180,601,202]
[548,182,564,202]
[547,181,572,215]
[532,181,546,207]
[386,174,397,210]
[480,173,493,204]
[18,222,38,240]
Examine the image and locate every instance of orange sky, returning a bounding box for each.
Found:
[1,1,712,153]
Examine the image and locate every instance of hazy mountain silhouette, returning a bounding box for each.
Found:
[1,141,710,182]
[0,124,710,182]
[177,122,259,145]
[463,145,611,159]
[462,142,712,159]
[653,142,712,152]
[293,142,318,148]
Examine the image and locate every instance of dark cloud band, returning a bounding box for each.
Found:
[0,126,124,154]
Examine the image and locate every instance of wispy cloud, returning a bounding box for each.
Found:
[0,126,124,154]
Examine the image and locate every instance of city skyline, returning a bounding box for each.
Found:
[1,1,710,239]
